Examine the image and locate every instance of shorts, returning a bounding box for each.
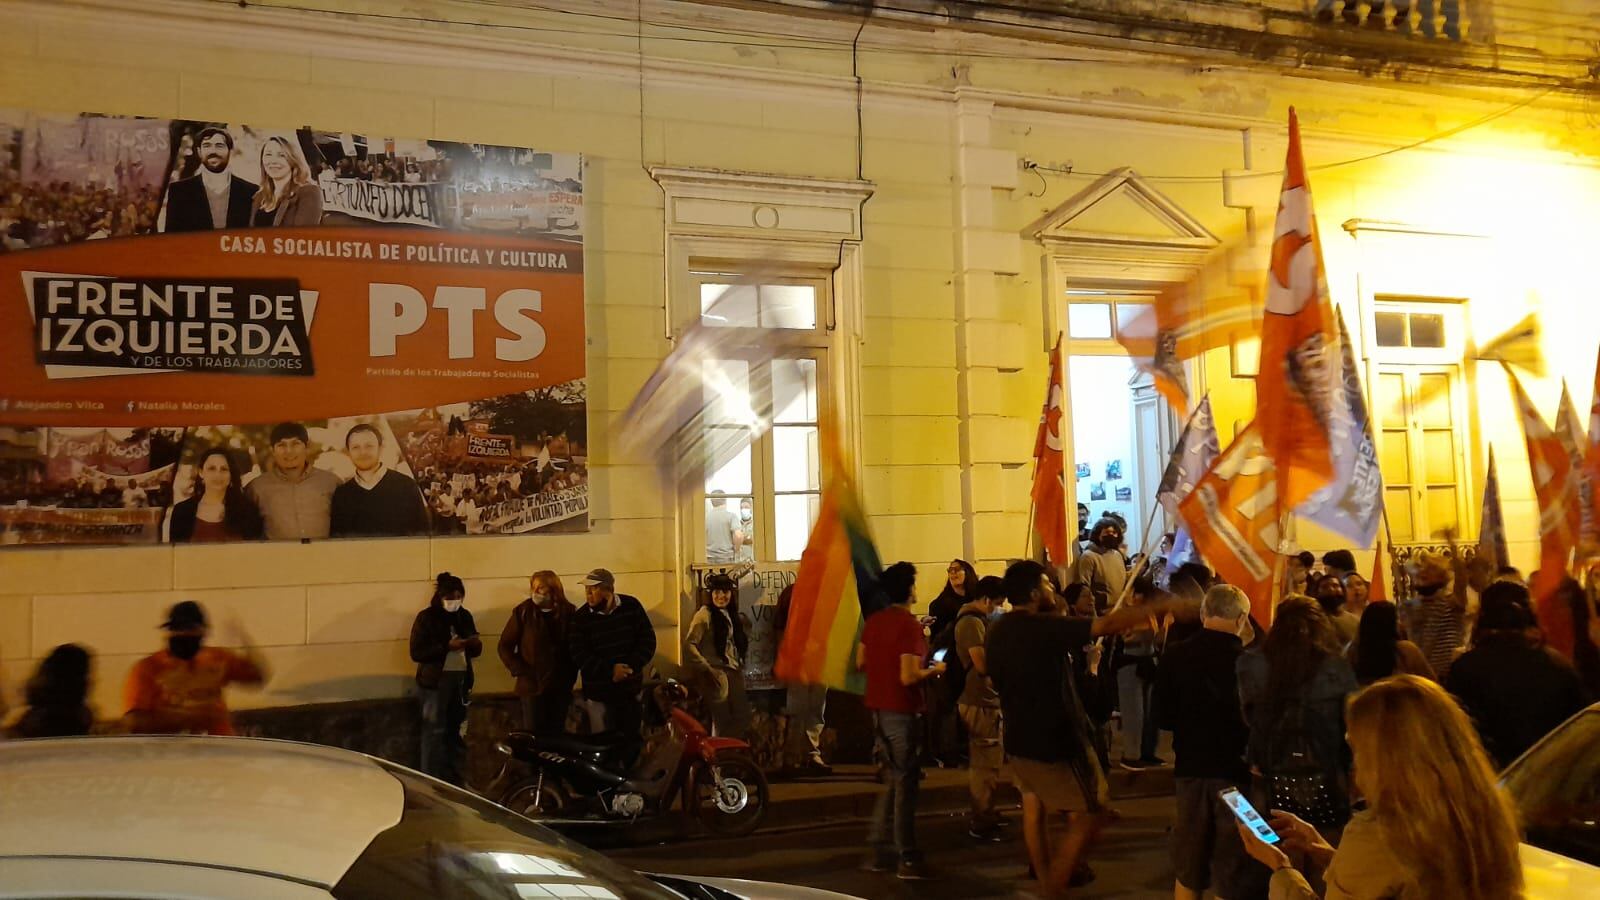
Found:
[1171,776,1265,897]
[1009,754,1108,814]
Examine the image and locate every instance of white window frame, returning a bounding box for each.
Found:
[651,167,871,590]
[689,271,828,564]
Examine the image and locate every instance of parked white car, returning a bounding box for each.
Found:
[0,736,859,900]
[1501,703,1600,897]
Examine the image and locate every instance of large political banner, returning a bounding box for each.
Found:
[0,111,587,546]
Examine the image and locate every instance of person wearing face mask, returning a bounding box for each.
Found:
[410,572,482,785]
[1311,574,1360,649]
[683,573,752,738]
[1073,518,1127,613]
[498,569,577,734]
[1156,584,1267,900]
[123,601,268,735]
[1400,551,1467,681]
[736,498,755,563]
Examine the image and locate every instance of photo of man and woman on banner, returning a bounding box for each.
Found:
[0,109,589,548]
[0,379,586,546]
[1,109,583,250]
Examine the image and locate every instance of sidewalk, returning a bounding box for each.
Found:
[761,761,1176,832]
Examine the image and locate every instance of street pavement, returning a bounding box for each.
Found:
[607,792,1180,899]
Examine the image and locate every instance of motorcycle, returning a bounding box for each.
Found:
[490,679,769,837]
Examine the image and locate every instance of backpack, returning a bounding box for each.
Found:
[930,609,987,705]
[1262,696,1349,828]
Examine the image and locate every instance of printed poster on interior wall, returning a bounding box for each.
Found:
[0,110,587,546]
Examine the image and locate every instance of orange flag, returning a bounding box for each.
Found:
[1508,370,1577,658]
[1369,541,1389,602]
[1582,355,1600,557]
[1555,381,1585,544]
[1257,108,1339,511]
[1031,337,1070,566]
[1116,238,1264,410]
[1177,424,1282,626]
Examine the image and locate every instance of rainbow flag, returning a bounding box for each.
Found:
[774,438,887,693]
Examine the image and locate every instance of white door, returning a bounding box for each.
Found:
[1373,363,1469,543]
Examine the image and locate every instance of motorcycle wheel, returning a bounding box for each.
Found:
[499,776,570,821]
[693,753,768,837]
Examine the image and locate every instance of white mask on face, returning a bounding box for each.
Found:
[443,599,464,613]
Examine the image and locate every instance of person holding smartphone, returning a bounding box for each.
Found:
[1235,676,1523,900]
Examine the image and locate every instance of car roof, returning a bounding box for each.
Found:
[0,736,403,888]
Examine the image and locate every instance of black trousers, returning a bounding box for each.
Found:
[519,691,571,734]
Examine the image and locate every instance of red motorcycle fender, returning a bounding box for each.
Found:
[696,736,751,764]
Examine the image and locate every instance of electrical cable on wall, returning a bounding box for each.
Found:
[1025,84,1557,184]
[218,0,1597,89]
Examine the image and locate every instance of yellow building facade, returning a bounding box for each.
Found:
[2,0,1599,716]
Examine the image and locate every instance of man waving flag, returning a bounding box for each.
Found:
[1257,108,1339,511]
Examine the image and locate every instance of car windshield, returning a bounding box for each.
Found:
[332,761,682,899]
[1500,707,1600,867]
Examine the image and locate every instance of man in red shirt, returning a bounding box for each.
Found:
[858,561,945,880]
[124,601,268,736]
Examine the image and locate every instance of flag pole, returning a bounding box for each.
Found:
[1106,495,1166,614]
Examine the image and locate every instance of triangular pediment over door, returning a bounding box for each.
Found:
[1028,167,1220,282]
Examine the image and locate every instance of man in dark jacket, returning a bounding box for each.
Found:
[330,424,431,537]
[1156,584,1266,900]
[499,571,577,734]
[568,568,656,739]
[1446,581,1590,769]
[163,126,257,232]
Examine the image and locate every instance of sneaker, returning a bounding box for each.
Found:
[967,826,1005,842]
[1137,755,1168,767]
[1118,756,1149,771]
[802,759,834,776]
[1069,863,1097,888]
[897,859,934,880]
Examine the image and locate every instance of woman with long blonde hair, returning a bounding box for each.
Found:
[1240,675,1524,899]
[252,134,323,227]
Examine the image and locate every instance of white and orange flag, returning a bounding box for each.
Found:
[1555,381,1586,550]
[1116,237,1264,411]
[1031,336,1071,566]
[1508,369,1577,658]
[1585,348,1600,557]
[1258,108,1339,511]
[1176,424,1281,626]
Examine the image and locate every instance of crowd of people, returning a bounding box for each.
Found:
[4,510,1597,897]
[414,453,589,536]
[1,173,162,251]
[855,517,1600,898]
[328,154,447,185]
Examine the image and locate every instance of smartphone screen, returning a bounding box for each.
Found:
[931,647,950,664]
[1219,787,1280,845]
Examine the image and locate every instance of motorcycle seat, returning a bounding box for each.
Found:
[510,731,632,762]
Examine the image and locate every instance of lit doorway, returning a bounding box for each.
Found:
[1062,289,1178,557]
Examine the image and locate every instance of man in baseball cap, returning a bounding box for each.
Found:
[123,600,268,735]
[569,568,655,743]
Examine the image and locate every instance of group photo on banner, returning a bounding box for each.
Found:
[0,109,588,546]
